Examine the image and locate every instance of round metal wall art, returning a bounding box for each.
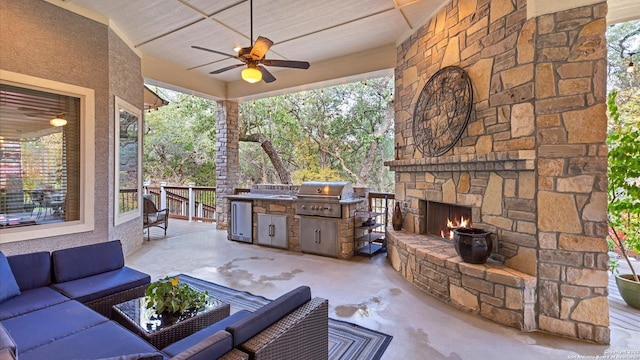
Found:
[412,66,473,157]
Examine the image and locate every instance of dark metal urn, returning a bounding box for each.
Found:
[453,228,493,264]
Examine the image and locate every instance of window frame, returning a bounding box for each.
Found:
[0,70,95,243]
[114,96,142,226]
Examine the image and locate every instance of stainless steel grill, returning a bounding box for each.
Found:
[295,181,354,218]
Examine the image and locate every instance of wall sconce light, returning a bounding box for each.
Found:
[50,117,67,127]
[241,66,262,83]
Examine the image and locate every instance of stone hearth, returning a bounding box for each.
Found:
[386,0,610,344]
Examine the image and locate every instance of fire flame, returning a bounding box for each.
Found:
[442,216,470,240]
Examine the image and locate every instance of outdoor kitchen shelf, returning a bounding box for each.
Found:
[354,210,386,257]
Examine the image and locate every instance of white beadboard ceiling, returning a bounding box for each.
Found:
[54,0,447,100]
[46,0,640,101]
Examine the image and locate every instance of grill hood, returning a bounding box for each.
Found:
[297,181,354,200]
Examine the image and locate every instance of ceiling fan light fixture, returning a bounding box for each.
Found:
[242,67,262,83]
[50,117,67,127]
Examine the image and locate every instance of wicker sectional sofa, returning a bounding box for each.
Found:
[0,240,329,360]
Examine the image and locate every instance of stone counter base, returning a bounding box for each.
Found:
[387,228,537,331]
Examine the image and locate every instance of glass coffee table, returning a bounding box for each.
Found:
[112,293,230,349]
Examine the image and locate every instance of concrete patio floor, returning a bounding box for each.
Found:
[126,220,640,360]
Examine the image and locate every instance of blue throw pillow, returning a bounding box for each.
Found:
[0,252,21,303]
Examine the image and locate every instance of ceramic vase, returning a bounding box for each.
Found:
[392,202,403,230]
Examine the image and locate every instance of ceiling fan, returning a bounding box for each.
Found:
[191,0,310,84]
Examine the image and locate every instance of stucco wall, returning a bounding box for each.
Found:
[108,28,145,255]
[0,0,143,255]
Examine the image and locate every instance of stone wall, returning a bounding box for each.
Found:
[387,229,537,330]
[534,4,610,343]
[391,0,538,276]
[387,0,609,343]
[215,101,239,230]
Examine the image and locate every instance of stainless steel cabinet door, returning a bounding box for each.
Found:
[257,214,288,248]
[300,217,337,257]
[230,201,252,242]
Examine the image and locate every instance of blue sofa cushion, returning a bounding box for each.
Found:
[163,310,251,357]
[0,253,20,304]
[95,354,163,360]
[170,330,233,360]
[52,240,125,283]
[225,286,311,347]
[0,287,69,321]
[17,322,161,360]
[50,267,150,303]
[1,300,108,352]
[7,251,51,291]
[0,322,17,359]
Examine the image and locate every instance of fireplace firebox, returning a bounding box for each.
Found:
[425,201,472,239]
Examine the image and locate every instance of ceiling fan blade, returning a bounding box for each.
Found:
[192,45,239,59]
[262,59,310,69]
[209,63,245,74]
[250,36,273,60]
[258,66,276,83]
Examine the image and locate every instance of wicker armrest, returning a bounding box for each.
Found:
[239,297,328,360]
[219,348,249,360]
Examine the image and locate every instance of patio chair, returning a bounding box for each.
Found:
[143,194,168,241]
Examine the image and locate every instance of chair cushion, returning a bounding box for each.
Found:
[0,253,20,304]
[17,322,161,360]
[0,287,69,321]
[162,310,251,357]
[52,240,125,283]
[6,251,52,291]
[1,300,108,352]
[170,330,233,360]
[225,286,311,347]
[0,322,17,359]
[50,267,150,303]
[144,215,158,224]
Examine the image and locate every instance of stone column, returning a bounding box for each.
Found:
[534,3,610,344]
[215,100,239,230]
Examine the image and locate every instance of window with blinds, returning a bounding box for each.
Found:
[0,83,80,225]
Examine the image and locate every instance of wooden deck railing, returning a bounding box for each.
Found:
[144,184,216,223]
[142,184,394,226]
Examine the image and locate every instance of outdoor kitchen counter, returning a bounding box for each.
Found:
[226,190,366,259]
[226,194,364,204]
[226,194,296,201]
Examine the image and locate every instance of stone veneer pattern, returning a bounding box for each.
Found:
[387,229,536,330]
[533,3,609,343]
[388,0,609,344]
[215,101,239,230]
[251,199,364,259]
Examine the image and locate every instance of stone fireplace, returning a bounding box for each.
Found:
[424,200,472,240]
[385,0,610,344]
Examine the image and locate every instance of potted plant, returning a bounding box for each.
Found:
[607,91,640,309]
[145,276,210,321]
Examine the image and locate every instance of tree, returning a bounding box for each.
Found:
[607,90,640,282]
[606,20,640,282]
[143,88,217,186]
[606,19,640,91]
[238,76,395,191]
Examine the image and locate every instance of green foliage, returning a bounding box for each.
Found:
[607,90,640,258]
[143,89,217,186]
[238,76,395,191]
[606,19,640,90]
[145,276,209,315]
